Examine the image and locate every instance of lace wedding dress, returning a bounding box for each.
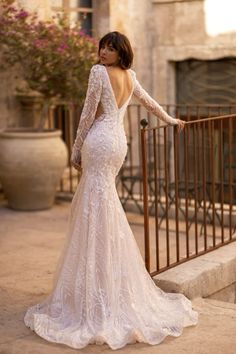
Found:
[24,64,198,350]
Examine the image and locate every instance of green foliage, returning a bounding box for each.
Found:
[0,0,98,105]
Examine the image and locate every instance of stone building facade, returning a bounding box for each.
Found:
[1,0,236,129]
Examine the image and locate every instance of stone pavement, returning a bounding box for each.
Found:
[0,197,236,354]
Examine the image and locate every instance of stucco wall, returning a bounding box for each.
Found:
[109,0,154,92]
[152,0,236,104]
[17,0,51,19]
[93,0,110,38]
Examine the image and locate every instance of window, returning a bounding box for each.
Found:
[176,58,236,105]
[176,58,236,187]
[51,0,93,35]
[176,58,236,117]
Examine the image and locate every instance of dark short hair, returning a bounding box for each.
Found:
[98,31,134,69]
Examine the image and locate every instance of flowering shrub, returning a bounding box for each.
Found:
[0,0,98,105]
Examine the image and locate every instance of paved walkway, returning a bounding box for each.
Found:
[0,198,236,354]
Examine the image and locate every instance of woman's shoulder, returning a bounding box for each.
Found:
[88,64,106,82]
[90,64,105,74]
[128,68,136,79]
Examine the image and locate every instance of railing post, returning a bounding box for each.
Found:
[140,118,150,272]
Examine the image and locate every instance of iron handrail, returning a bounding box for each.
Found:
[140,113,236,276]
[142,113,236,132]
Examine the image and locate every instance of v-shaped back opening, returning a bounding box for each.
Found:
[104,66,133,110]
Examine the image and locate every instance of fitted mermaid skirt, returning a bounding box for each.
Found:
[24,117,198,350]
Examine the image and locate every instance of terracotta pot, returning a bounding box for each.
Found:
[0,129,68,210]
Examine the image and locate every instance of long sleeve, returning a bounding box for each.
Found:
[71,65,103,165]
[131,71,177,125]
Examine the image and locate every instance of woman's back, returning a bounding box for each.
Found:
[105,66,133,109]
[95,65,134,119]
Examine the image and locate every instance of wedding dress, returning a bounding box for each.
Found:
[24,64,198,350]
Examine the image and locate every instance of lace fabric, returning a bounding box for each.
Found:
[24,64,198,350]
[71,65,177,166]
[71,65,103,166]
[130,70,177,125]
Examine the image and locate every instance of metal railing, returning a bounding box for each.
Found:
[117,104,236,212]
[47,103,81,195]
[140,114,236,276]
[47,103,236,208]
[45,103,236,275]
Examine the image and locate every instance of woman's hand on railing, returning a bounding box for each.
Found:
[70,148,82,171]
[176,119,185,132]
[71,160,82,171]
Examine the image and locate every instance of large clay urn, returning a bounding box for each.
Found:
[0,129,68,210]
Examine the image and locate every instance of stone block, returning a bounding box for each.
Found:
[154,242,236,299]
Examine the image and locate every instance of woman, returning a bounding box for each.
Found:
[24,31,198,350]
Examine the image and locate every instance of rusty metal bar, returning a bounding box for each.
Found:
[146,114,236,133]
[184,124,190,257]
[193,123,198,253]
[202,120,207,248]
[173,126,180,262]
[164,127,170,267]
[219,119,224,243]
[228,118,233,238]
[186,113,236,124]
[196,119,201,221]
[140,119,150,272]
[153,130,160,271]
[210,120,216,246]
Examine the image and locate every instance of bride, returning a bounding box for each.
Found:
[24,31,198,350]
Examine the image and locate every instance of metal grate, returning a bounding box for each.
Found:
[141,114,236,275]
[176,58,236,115]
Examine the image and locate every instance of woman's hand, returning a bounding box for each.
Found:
[71,159,82,171]
[176,119,185,132]
[70,148,82,171]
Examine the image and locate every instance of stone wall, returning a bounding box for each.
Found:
[151,0,236,104]
[93,0,110,38]
[17,0,51,20]
[94,0,236,109]
[110,0,153,92]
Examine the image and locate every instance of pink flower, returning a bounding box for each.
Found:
[0,4,98,102]
[33,39,46,49]
[79,30,85,36]
[15,9,29,20]
[56,42,69,53]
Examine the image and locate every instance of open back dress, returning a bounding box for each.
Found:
[24,64,198,350]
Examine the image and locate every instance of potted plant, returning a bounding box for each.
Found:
[0,0,98,210]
